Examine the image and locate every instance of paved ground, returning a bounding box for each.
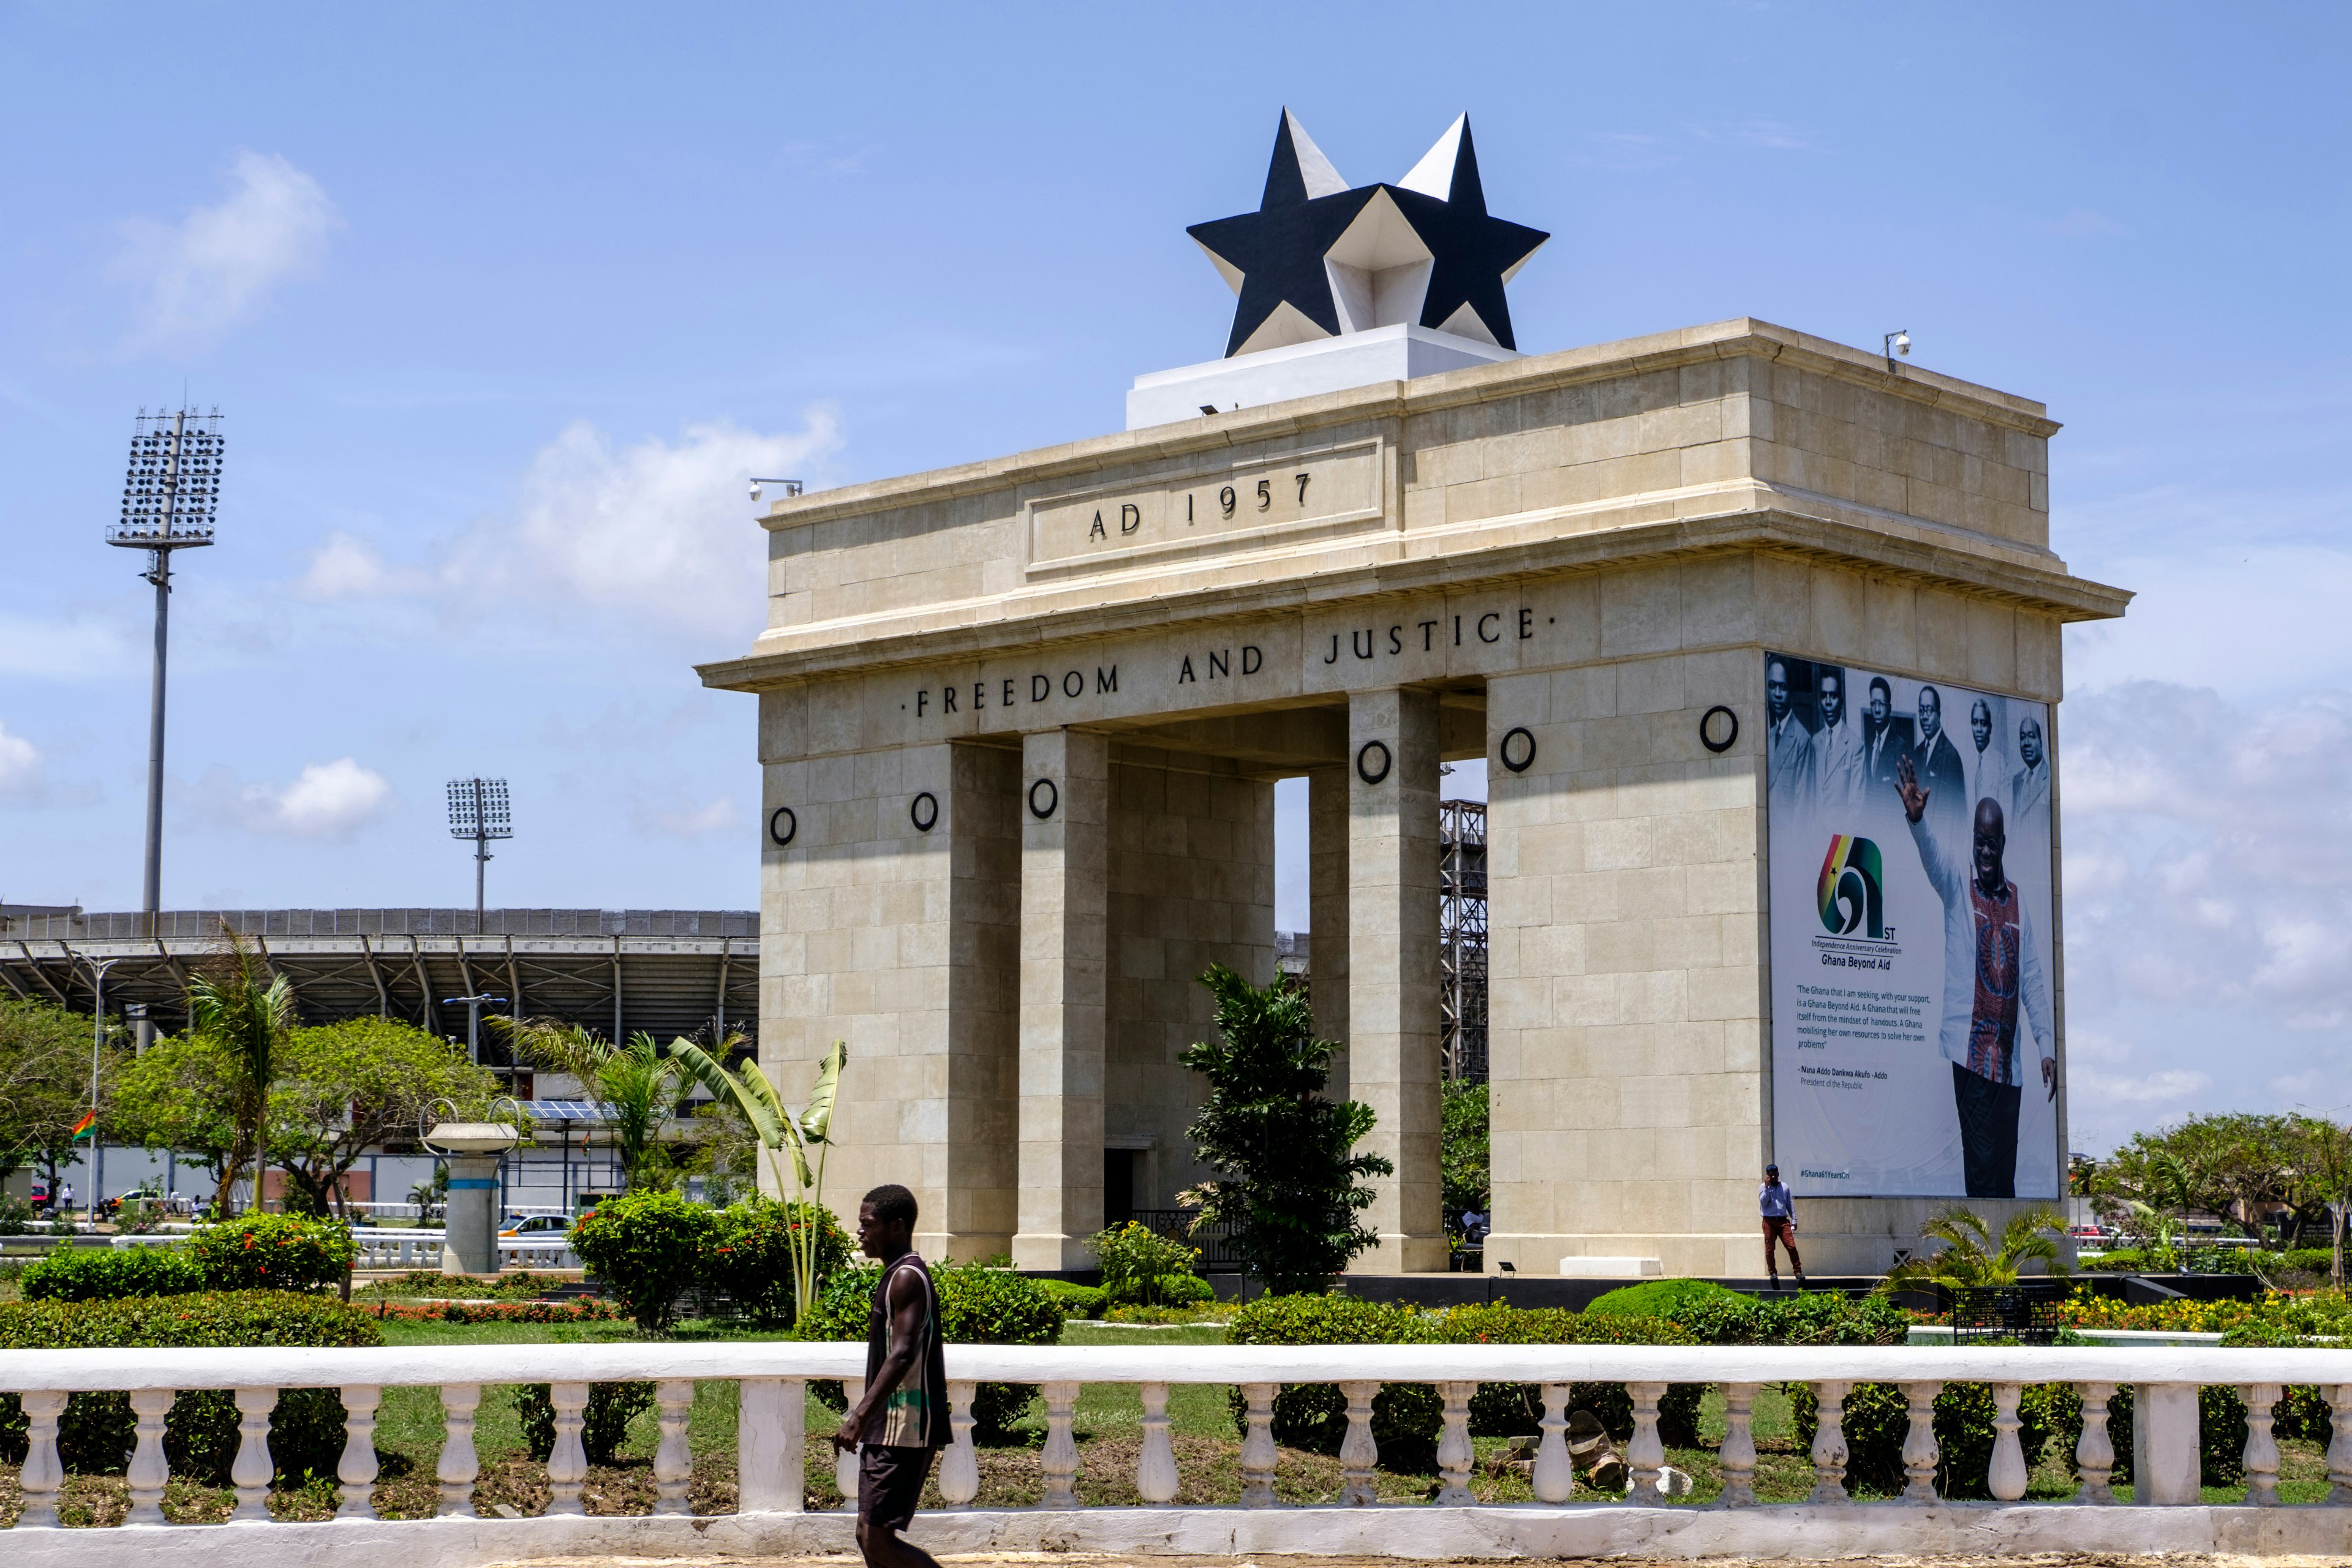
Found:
[490,1554,2352,1568]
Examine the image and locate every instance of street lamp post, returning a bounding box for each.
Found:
[441,992,508,1069]
[81,957,118,1224]
[107,409,224,954]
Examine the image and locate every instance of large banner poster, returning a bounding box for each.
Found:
[1763,654,2060,1200]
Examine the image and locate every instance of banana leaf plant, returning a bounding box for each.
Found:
[669,1036,848,1322]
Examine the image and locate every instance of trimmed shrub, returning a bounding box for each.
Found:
[703,1197,851,1325]
[1087,1221,1207,1308]
[798,1261,1065,1436]
[571,1189,719,1333]
[187,1214,355,1294]
[1668,1288,1912,1346]
[1224,1294,1702,1471]
[21,1245,204,1302]
[1036,1279,1107,1319]
[0,1291,380,1483]
[1585,1278,1744,1321]
[513,1381,654,1464]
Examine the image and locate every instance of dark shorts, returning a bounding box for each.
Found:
[858,1442,937,1534]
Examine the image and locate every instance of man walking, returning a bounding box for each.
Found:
[1895,754,2056,1197]
[831,1184,950,1568]
[1760,1164,1803,1289]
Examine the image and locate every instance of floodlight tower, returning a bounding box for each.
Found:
[446,777,512,934]
[108,409,224,938]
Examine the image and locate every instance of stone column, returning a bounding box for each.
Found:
[1347,688,1445,1272]
[1308,767,1352,1098]
[1014,728,1112,1271]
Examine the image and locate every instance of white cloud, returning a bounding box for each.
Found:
[636,793,741,839]
[194,757,394,841]
[113,151,341,349]
[0,720,45,803]
[0,611,133,681]
[303,411,841,641]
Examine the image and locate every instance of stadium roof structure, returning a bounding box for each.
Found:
[0,908,757,1049]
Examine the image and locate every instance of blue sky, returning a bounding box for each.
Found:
[2,4,2347,1150]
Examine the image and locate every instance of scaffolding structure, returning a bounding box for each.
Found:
[1439,799,1489,1083]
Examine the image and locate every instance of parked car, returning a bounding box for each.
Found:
[499,1213,574,1238]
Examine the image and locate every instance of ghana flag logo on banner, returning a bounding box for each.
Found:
[69,1110,96,1142]
[1817,834,1885,939]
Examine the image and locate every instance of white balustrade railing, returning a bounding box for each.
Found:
[6,1340,2352,1543]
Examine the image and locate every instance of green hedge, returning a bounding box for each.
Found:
[21,1245,205,1302]
[1036,1279,1107,1319]
[0,1292,381,1484]
[1223,1294,1703,1471]
[1791,1371,2071,1498]
[22,1216,357,1303]
[513,1381,653,1464]
[572,1189,717,1333]
[797,1261,1064,1436]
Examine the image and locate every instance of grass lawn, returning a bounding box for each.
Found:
[1,1309,2331,1521]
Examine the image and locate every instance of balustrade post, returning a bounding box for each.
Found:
[1988,1382,2027,1502]
[2326,1384,2352,1504]
[18,1389,67,1528]
[436,1383,481,1517]
[1436,1381,1476,1506]
[653,1379,695,1515]
[1625,1381,1667,1506]
[2073,1382,2116,1504]
[737,1378,805,1515]
[1532,1382,1575,1504]
[232,1385,277,1521]
[545,1382,590,1517]
[1238,1382,1278,1507]
[1039,1380,1080,1509]
[1338,1381,1381,1505]
[835,1377,864,1504]
[1899,1381,1942,1502]
[2241,1382,2282,1507]
[1807,1380,1850,1505]
[939,1380,980,1506]
[335,1384,381,1520]
[127,1387,174,1525]
[1716,1382,1758,1508]
[1137,1381,1179,1504]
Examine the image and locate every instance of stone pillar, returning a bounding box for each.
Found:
[440,1156,500,1275]
[1014,728,1112,1271]
[1346,688,1445,1272]
[1308,767,1351,1098]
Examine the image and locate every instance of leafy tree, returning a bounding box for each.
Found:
[498,1019,694,1190]
[184,927,295,1215]
[669,1036,846,1324]
[1178,964,1391,1294]
[1882,1205,2070,1291]
[267,1018,501,1218]
[111,1030,243,1198]
[1441,1079,1489,1219]
[0,997,118,1198]
[2291,1115,2352,1287]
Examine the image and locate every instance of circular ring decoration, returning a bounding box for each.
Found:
[767,805,797,846]
[910,791,940,832]
[1355,739,1393,785]
[1027,777,1059,820]
[1700,704,1740,755]
[1499,726,1537,774]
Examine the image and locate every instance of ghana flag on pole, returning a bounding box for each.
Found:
[69,1110,96,1142]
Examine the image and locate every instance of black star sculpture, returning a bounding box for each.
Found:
[1189,111,1549,359]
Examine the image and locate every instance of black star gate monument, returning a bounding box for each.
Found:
[1129,111,1549,427]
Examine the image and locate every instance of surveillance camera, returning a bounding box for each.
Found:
[1894,333,1912,357]
[748,481,763,502]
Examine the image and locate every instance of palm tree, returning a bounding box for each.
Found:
[497,1019,693,1190]
[184,925,295,1216]
[669,1037,845,1322]
[1883,1205,2071,1292]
